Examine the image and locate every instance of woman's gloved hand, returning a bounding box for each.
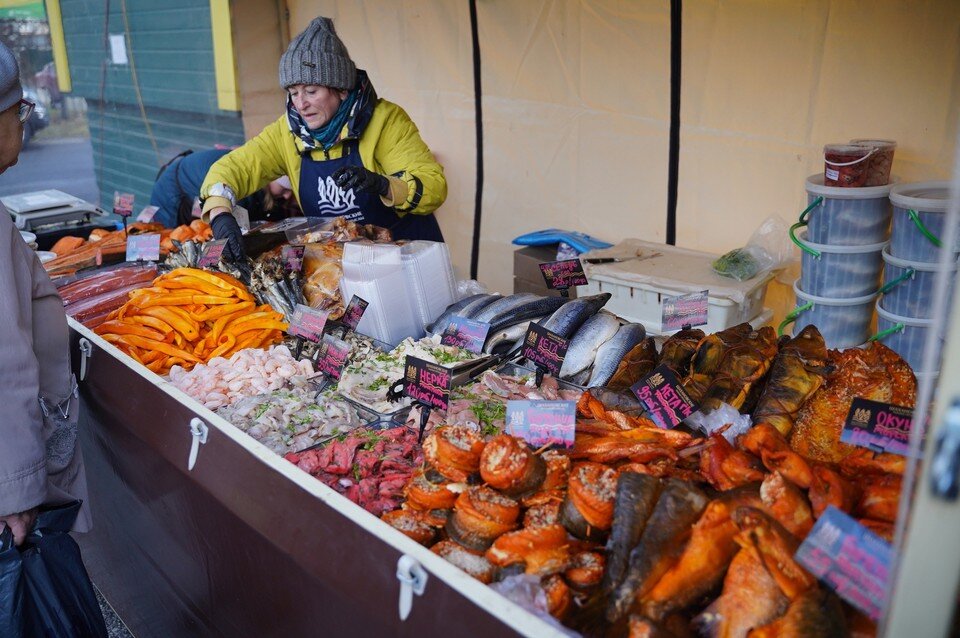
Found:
[210,211,245,261]
[332,165,390,196]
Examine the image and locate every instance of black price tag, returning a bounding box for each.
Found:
[631,365,698,429]
[403,356,450,411]
[198,239,227,267]
[288,304,329,343]
[440,316,491,354]
[113,191,134,218]
[315,334,350,382]
[282,245,305,273]
[521,323,568,377]
[840,397,915,457]
[342,295,369,331]
[539,259,588,290]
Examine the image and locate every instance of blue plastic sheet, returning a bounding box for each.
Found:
[512,229,612,254]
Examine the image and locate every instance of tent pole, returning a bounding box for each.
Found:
[666,0,682,245]
[468,0,484,279]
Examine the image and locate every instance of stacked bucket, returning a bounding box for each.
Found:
[783,162,897,348]
[875,182,958,376]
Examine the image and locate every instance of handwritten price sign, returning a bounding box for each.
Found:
[631,365,698,429]
[539,259,588,290]
[403,356,451,411]
[521,324,569,376]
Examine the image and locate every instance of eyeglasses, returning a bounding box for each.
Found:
[17,98,34,124]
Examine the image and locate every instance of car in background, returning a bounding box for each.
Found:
[21,87,48,147]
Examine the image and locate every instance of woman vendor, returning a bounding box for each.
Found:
[201,16,447,259]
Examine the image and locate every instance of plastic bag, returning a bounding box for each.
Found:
[684,402,752,444]
[0,501,108,638]
[456,279,488,299]
[489,575,580,636]
[712,216,796,281]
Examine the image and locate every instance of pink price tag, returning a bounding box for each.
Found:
[125,233,161,262]
[198,239,227,267]
[505,400,576,449]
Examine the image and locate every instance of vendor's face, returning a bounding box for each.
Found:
[267,179,293,200]
[288,84,348,129]
[0,103,22,173]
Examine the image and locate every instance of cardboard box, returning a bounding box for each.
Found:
[513,246,578,298]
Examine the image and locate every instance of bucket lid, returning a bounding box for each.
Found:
[805,174,898,199]
[876,299,935,326]
[889,181,952,213]
[850,139,897,150]
[793,278,877,305]
[798,230,887,254]
[882,245,959,272]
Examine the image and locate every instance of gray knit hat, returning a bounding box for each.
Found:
[0,42,22,114]
[279,17,356,90]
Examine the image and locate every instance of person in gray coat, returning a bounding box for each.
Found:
[0,42,89,546]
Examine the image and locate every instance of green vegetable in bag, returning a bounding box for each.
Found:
[712,248,760,281]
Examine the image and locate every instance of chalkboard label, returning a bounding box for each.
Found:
[632,365,698,429]
[288,304,329,343]
[539,259,588,290]
[198,239,227,268]
[840,397,915,457]
[282,245,305,273]
[403,356,451,411]
[521,323,569,376]
[315,334,350,382]
[342,295,369,331]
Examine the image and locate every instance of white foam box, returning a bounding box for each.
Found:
[576,239,774,335]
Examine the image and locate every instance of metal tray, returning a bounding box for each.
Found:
[496,361,588,394]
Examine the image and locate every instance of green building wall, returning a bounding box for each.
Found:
[58,0,244,209]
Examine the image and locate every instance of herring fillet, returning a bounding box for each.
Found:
[588,323,647,387]
[559,313,621,378]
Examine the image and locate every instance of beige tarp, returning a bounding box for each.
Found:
[236,0,960,305]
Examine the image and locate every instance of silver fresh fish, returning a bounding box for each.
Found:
[482,317,545,354]
[487,296,569,333]
[472,293,539,323]
[540,293,612,340]
[588,323,647,387]
[426,293,494,335]
[559,313,621,378]
[459,293,503,319]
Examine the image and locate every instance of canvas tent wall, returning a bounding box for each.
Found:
[234,0,959,295]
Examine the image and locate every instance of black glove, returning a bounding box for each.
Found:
[332,165,390,197]
[210,212,245,261]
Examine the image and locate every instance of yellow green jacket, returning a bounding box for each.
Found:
[201,97,446,219]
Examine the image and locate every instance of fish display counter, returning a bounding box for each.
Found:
[69,318,567,638]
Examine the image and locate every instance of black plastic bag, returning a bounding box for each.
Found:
[0,501,108,638]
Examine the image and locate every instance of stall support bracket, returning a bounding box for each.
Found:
[396,554,428,621]
[187,418,209,472]
[79,338,93,381]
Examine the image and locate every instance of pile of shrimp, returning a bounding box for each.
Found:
[169,345,316,410]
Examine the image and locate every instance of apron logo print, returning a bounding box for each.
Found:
[316,175,359,216]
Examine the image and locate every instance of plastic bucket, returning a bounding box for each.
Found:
[799,174,896,245]
[797,230,886,297]
[823,144,874,187]
[890,181,958,262]
[873,302,941,372]
[850,139,896,187]
[879,246,958,318]
[780,280,876,348]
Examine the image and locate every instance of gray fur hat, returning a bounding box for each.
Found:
[0,42,22,114]
[279,17,356,91]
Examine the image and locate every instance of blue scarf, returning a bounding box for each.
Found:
[285,89,358,152]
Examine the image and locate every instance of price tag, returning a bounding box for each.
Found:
[840,398,916,457]
[440,315,491,354]
[521,323,568,376]
[315,334,350,382]
[125,233,161,262]
[631,365,698,429]
[198,239,227,267]
[662,290,709,332]
[282,245,305,273]
[539,259,588,290]
[403,356,450,411]
[342,295,369,331]
[190,197,202,219]
[288,304,329,343]
[113,191,134,217]
[136,205,159,223]
[794,506,892,621]
[505,400,576,449]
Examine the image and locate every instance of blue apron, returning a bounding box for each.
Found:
[298,139,444,241]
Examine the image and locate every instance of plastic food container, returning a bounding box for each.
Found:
[785,280,876,348]
[889,181,958,263]
[874,302,941,372]
[823,144,873,187]
[879,246,958,318]
[800,174,896,245]
[797,230,886,298]
[850,139,896,187]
